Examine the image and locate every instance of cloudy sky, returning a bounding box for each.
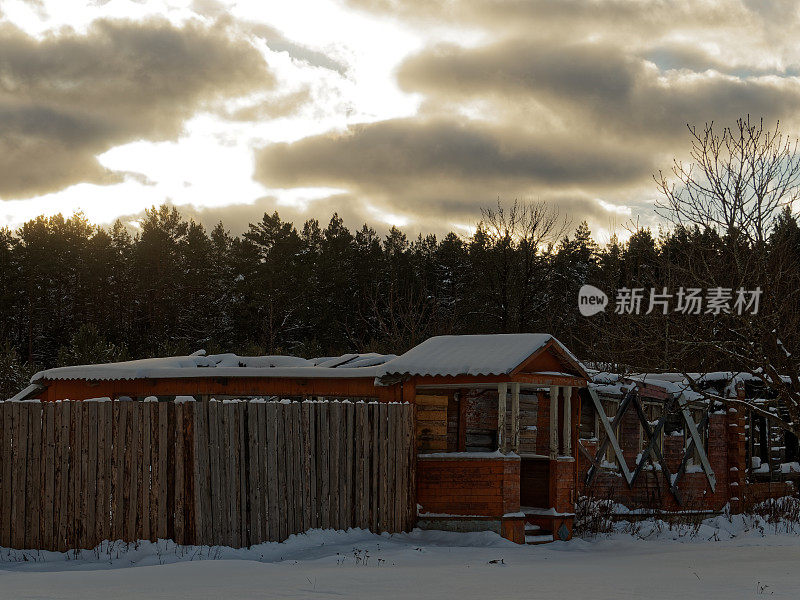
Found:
[1,0,799,240]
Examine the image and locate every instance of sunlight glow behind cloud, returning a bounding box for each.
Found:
[3,0,800,241]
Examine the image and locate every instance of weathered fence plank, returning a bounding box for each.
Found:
[0,403,9,548]
[379,403,389,532]
[157,402,169,541]
[194,401,209,545]
[129,402,141,544]
[99,401,112,544]
[357,402,365,529]
[285,403,297,537]
[51,403,61,551]
[57,401,70,551]
[292,402,303,534]
[250,402,270,542]
[370,403,380,532]
[85,402,98,548]
[227,402,240,548]
[174,402,185,546]
[0,398,413,551]
[237,404,247,547]
[207,400,221,545]
[246,403,258,545]
[392,406,402,532]
[343,402,354,527]
[275,403,287,542]
[42,403,55,549]
[140,402,151,543]
[266,401,279,542]
[302,402,313,531]
[11,402,26,549]
[27,403,41,549]
[318,404,330,530]
[329,401,341,531]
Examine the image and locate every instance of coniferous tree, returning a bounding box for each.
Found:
[3,194,800,402]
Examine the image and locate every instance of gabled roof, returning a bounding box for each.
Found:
[376,334,588,379]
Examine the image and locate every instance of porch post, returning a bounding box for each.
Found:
[498,382,508,453]
[549,386,559,459]
[511,382,520,453]
[563,386,572,457]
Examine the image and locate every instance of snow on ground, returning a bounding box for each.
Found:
[1,518,799,599]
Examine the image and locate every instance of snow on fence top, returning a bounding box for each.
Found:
[375,333,583,378]
[31,352,398,382]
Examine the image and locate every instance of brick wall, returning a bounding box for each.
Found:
[743,481,795,506]
[578,414,733,511]
[619,406,640,467]
[417,456,521,517]
[726,400,747,513]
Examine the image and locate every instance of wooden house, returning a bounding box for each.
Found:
[13,333,589,545]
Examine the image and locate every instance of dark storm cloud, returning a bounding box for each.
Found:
[234,0,800,235]
[398,39,642,111]
[0,18,274,198]
[256,117,651,191]
[397,38,800,141]
[253,117,652,230]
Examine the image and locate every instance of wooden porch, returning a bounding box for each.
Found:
[402,337,587,544]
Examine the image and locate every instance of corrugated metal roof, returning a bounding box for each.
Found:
[28,335,584,384]
[376,333,582,378]
[31,352,394,382]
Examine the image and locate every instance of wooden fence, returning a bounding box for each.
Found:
[0,399,415,551]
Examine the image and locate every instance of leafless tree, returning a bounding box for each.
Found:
[481,199,569,250]
[652,117,800,434]
[352,284,452,355]
[655,116,800,245]
[479,199,570,331]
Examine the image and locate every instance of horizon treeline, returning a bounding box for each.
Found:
[2,201,800,398]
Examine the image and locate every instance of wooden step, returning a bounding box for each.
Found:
[524,523,541,532]
[525,532,553,544]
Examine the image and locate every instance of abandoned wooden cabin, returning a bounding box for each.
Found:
[4,334,793,552]
[577,372,798,514]
[4,333,588,548]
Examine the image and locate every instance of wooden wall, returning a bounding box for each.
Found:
[464,390,498,452]
[417,455,520,516]
[38,376,408,403]
[415,395,448,452]
[0,399,415,551]
[417,390,544,455]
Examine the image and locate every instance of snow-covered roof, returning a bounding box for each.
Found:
[6,383,45,402]
[376,334,586,379]
[32,352,397,382]
[30,334,587,385]
[588,371,745,404]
